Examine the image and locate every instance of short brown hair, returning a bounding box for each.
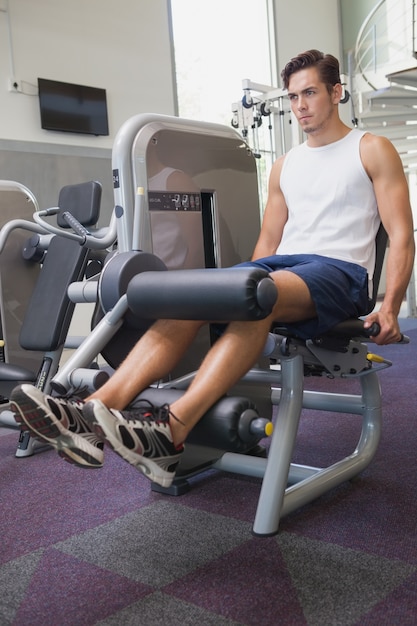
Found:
[281,49,341,93]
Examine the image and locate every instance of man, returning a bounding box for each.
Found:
[10,50,415,489]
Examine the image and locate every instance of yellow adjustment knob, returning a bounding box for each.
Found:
[265,421,274,437]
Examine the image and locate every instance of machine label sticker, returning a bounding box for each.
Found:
[113,169,120,188]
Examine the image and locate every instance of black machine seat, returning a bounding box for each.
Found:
[57,180,102,229]
[19,236,89,353]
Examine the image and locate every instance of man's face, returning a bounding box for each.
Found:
[287,67,339,135]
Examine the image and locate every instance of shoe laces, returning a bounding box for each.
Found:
[55,384,90,404]
[126,399,186,426]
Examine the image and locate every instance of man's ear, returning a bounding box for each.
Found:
[333,83,344,104]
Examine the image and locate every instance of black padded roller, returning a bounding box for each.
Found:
[126,267,277,321]
[319,319,380,338]
[133,388,264,452]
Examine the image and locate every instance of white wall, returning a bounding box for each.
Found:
[0,0,176,148]
[273,0,342,74]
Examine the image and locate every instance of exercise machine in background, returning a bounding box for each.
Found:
[0,180,115,457]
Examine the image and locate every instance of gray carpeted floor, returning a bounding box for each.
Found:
[1,319,416,625]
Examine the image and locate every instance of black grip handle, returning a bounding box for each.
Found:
[363,323,409,344]
[363,322,380,337]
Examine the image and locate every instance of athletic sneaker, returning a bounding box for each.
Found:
[10,384,104,468]
[83,398,184,487]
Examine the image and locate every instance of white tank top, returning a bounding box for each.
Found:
[278,129,380,282]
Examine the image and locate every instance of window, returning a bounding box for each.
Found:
[170,0,277,208]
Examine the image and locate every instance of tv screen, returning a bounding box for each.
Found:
[38,78,109,136]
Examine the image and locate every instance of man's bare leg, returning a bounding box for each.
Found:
[169,270,315,445]
[88,318,204,410]
[8,318,204,472]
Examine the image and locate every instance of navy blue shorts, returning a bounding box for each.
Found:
[236,254,369,339]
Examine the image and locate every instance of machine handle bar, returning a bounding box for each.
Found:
[33,207,118,250]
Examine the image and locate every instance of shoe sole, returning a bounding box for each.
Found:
[10,386,103,468]
[83,400,176,487]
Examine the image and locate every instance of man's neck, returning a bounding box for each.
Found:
[306,120,352,148]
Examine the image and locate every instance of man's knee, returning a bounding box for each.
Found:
[269,270,316,321]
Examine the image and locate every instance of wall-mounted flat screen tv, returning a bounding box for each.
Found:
[38,78,109,136]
